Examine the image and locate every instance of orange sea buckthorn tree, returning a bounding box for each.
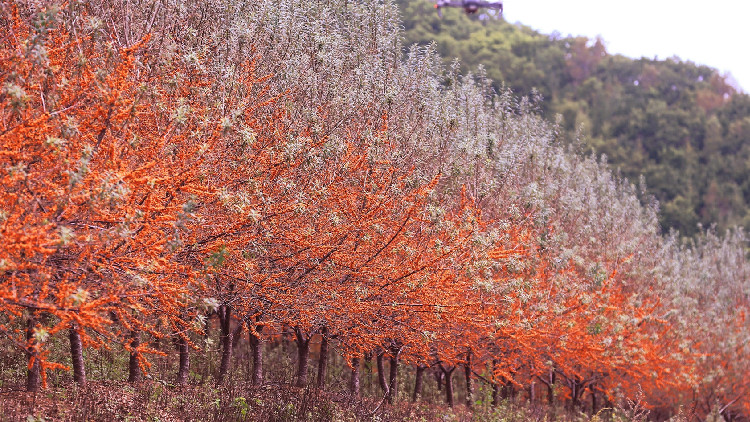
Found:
[0,3,255,389]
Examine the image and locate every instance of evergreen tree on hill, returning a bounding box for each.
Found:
[398,0,750,236]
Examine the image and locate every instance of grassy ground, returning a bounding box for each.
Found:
[0,380,644,422]
[0,328,657,421]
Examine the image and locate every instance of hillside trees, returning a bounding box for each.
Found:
[397,0,750,236]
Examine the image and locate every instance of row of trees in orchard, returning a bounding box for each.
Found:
[1,1,749,420]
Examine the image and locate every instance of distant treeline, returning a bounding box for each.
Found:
[398,0,750,236]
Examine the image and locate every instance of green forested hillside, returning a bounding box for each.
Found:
[398,0,750,236]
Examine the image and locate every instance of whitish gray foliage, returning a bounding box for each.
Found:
[78,0,749,414]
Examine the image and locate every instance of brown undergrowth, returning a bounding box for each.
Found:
[1,381,484,422]
[0,381,651,422]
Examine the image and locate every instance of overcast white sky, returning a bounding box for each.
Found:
[502,0,750,92]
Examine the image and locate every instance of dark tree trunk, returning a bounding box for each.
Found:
[216,305,233,384]
[248,317,264,386]
[441,365,456,407]
[250,335,263,385]
[364,353,373,393]
[591,386,598,415]
[568,379,584,411]
[349,357,361,396]
[231,318,244,350]
[547,370,556,405]
[464,351,473,407]
[528,380,536,402]
[434,367,443,391]
[176,335,189,386]
[491,359,499,406]
[387,353,399,404]
[501,378,515,399]
[69,326,86,386]
[316,327,329,389]
[128,330,142,383]
[26,317,40,392]
[294,328,311,388]
[376,351,389,396]
[203,311,212,339]
[413,365,426,402]
[722,410,732,422]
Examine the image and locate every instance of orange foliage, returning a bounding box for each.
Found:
[3,5,746,418]
[0,5,224,381]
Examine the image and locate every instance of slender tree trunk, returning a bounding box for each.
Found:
[591,385,598,415]
[376,351,389,396]
[203,311,212,339]
[441,365,456,407]
[69,326,86,386]
[26,317,40,392]
[547,370,556,405]
[435,368,443,392]
[446,372,454,408]
[349,357,361,396]
[528,379,536,402]
[128,330,142,383]
[316,327,329,389]
[364,353,372,392]
[568,379,583,411]
[294,328,311,388]
[501,377,516,399]
[568,380,575,410]
[576,380,585,410]
[176,335,189,386]
[388,353,399,404]
[250,335,263,385]
[464,351,473,407]
[413,365,426,402]
[231,318,244,350]
[216,305,233,384]
[491,359,499,406]
[248,318,264,386]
